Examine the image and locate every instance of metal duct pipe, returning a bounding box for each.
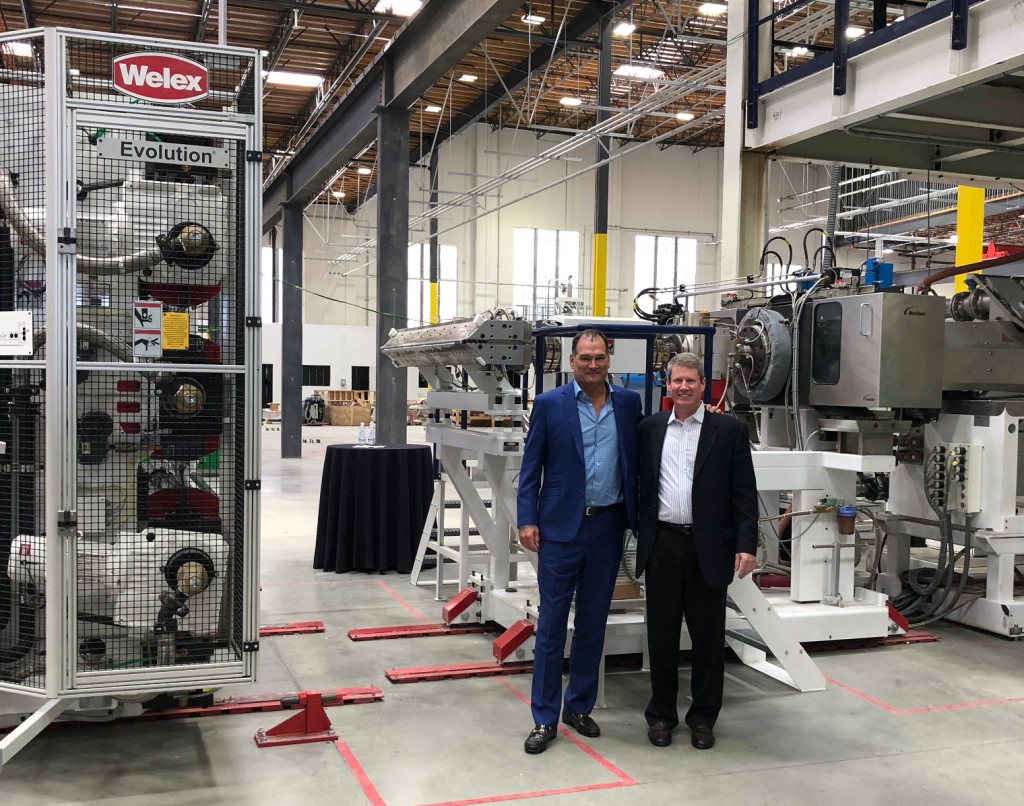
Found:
[33,322,133,362]
[0,169,164,275]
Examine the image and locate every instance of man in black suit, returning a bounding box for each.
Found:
[636,352,758,750]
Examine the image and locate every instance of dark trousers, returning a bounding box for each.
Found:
[531,508,625,727]
[644,524,727,730]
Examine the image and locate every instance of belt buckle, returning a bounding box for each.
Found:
[585,505,596,517]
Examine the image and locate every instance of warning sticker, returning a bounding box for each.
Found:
[162,312,190,351]
[132,300,163,357]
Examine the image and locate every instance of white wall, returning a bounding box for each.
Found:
[261,123,731,395]
[262,322,378,402]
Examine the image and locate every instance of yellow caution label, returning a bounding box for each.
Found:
[162,311,190,350]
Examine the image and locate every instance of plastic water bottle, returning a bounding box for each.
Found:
[357,422,367,446]
[367,419,376,446]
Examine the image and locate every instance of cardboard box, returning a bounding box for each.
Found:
[611,581,643,601]
[327,404,370,426]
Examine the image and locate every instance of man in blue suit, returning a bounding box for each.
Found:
[517,328,642,754]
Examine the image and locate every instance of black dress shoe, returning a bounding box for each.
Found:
[647,720,672,747]
[524,724,557,754]
[690,724,715,750]
[561,708,600,738]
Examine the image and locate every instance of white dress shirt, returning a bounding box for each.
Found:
[657,405,704,525]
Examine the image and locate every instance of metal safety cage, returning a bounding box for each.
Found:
[0,28,262,699]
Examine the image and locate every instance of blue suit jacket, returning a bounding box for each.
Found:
[517,382,642,541]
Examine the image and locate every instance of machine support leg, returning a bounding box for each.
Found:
[0,697,73,768]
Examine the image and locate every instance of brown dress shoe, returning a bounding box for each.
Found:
[690,724,715,749]
[648,721,672,747]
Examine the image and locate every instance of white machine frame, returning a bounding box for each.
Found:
[0,28,262,767]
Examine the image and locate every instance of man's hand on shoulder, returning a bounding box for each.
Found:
[735,552,756,579]
[704,402,724,414]
[518,525,540,552]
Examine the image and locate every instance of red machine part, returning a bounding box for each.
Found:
[146,487,220,521]
[385,661,532,683]
[259,621,326,637]
[254,691,336,748]
[441,588,479,626]
[348,623,492,641]
[143,281,222,308]
[492,620,534,663]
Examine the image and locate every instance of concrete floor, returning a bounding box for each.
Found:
[4,425,1024,804]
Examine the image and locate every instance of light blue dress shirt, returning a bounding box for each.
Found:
[573,380,623,507]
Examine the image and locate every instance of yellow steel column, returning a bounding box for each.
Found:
[954,186,984,291]
[429,282,439,324]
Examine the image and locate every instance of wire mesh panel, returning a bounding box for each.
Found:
[0,31,49,690]
[0,29,260,697]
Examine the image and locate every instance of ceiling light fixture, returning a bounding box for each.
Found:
[374,0,422,16]
[264,70,324,88]
[675,111,695,121]
[612,22,636,37]
[332,191,346,199]
[698,3,728,15]
[459,74,478,83]
[790,46,809,56]
[614,64,665,80]
[1,41,34,58]
[560,96,583,107]
[425,104,442,113]
[521,14,545,25]
[357,167,372,175]
[846,26,865,39]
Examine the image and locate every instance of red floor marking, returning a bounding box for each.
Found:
[418,780,632,806]
[261,578,386,589]
[334,739,388,806]
[493,678,637,785]
[826,676,1019,715]
[375,579,430,623]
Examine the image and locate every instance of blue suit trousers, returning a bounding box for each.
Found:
[531,508,625,727]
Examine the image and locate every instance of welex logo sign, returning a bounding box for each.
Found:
[112,52,209,103]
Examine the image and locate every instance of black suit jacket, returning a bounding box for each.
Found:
[636,410,758,588]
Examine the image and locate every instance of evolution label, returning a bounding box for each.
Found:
[97,137,230,169]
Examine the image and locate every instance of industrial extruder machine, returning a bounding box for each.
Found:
[0,29,262,766]
[385,314,829,694]
[702,262,1024,638]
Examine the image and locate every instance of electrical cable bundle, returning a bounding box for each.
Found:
[889,446,978,625]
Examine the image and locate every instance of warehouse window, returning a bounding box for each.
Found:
[408,243,457,326]
[302,365,331,387]
[634,236,697,312]
[764,262,804,296]
[512,228,580,318]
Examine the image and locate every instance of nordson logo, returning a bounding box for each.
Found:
[112,52,209,103]
[903,306,928,317]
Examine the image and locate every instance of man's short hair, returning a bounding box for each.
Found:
[572,328,609,355]
[666,351,704,381]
